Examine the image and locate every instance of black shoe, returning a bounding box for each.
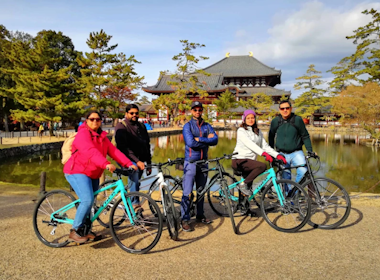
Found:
[196,215,213,224]
[181,220,193,232]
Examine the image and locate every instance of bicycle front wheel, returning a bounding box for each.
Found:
[33,190,77,248]
[221,180,237,234]
[162,186,179,240]
[148,175,181,215]
[207,173,238,217]
[110,192,163,254]
[302,177,351,229]
[261,179,311,233]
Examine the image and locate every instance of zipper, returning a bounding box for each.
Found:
[197,121,203,160]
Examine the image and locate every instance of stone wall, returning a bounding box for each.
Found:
[0,127,231,160]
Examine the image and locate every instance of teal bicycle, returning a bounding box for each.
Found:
[33,168,163,254]
[198,153,312,233]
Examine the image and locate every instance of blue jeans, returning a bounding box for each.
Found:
[281,150,307,183]
[127,162,144,205]
[65,174,99,230]
[181,161,208,221]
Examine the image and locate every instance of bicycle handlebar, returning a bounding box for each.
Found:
[190,152,238,165]
[146,157,184,170]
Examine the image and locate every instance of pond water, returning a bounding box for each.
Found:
[0,130,379,194]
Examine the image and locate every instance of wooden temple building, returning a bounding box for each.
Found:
[142,53,291,120]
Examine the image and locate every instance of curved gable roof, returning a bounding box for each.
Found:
[203,55,281,77]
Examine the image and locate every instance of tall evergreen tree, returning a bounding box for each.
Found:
[294,64,329,125]
[0,34,83,135]
[77,29,118,110]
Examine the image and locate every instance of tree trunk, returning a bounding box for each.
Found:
[48,121,54,136]
[3,111,9,132]
[310,114,314,126]
[20,120,25,131]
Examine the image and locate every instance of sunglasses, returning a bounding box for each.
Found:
[192,109,203,112]
[129,112,139,115]
[88,118,101,122]
[279,107,291,111]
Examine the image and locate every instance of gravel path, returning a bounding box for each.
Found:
[1,185,379,280]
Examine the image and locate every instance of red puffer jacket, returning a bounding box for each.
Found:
[63,124,133,179]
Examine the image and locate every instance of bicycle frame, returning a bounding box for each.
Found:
[50,179,138,226]
[141,170,169,215]
[222,166,287,207]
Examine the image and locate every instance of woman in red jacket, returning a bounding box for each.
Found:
[64,111,137,243]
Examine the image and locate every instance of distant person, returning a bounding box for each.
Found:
[64,110,137,244]
[38,124,44,137]
[114,104,152,207]
[268,100,315,183]
[181,101,218,232]
[78,120,83,127]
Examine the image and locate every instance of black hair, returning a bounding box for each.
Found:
[126,104,139,113]
[85,110,101,119]
[84,110,102,133]
[279,99,292,107]
[240,115,260,135]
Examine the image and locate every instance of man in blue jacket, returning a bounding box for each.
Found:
[181,101,218,232]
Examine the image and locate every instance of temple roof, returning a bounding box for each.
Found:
[142,73,229,93]
[203,55,281,77]
[238,86,291,97]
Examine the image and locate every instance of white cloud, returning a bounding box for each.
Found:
[226,1,380,65]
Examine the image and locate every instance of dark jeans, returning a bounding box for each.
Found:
[232,159,266,186]
[181,161,208,221]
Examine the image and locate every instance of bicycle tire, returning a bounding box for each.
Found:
[207,173,238,217]
[261,179,311,233]
[148,175,182,215]
[109,191,163,254]
[221,180,237,234]
[33,190,77,248]
[162,186,179,240]
[301,177,351,229]
[95,179,118,228]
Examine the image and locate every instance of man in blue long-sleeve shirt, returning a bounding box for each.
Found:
[181,101,218,232]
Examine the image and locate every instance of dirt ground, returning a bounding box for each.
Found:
[0,184,379,280]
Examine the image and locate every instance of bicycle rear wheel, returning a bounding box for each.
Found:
[302,177,351,229]
[261,179,311,233]
[110,192,163,254]
[33,190,77,248]
[207,173,238,217]
[162,186,179,240]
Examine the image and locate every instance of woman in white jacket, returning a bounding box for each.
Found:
[232,110,287,196]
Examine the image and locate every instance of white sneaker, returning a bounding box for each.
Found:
[237,182,252,196]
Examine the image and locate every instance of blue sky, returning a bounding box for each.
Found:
[1,0,379,99]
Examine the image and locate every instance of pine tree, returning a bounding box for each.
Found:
[239,93,275,120]
[294,64,329,125]
[0,34,83,135]
[77,29,118,110]
[154,40,210,126]
[213,90,237,127]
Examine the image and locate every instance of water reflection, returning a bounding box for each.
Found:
[0,131,379,193]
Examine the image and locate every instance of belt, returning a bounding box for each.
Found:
[278,149,301,154]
